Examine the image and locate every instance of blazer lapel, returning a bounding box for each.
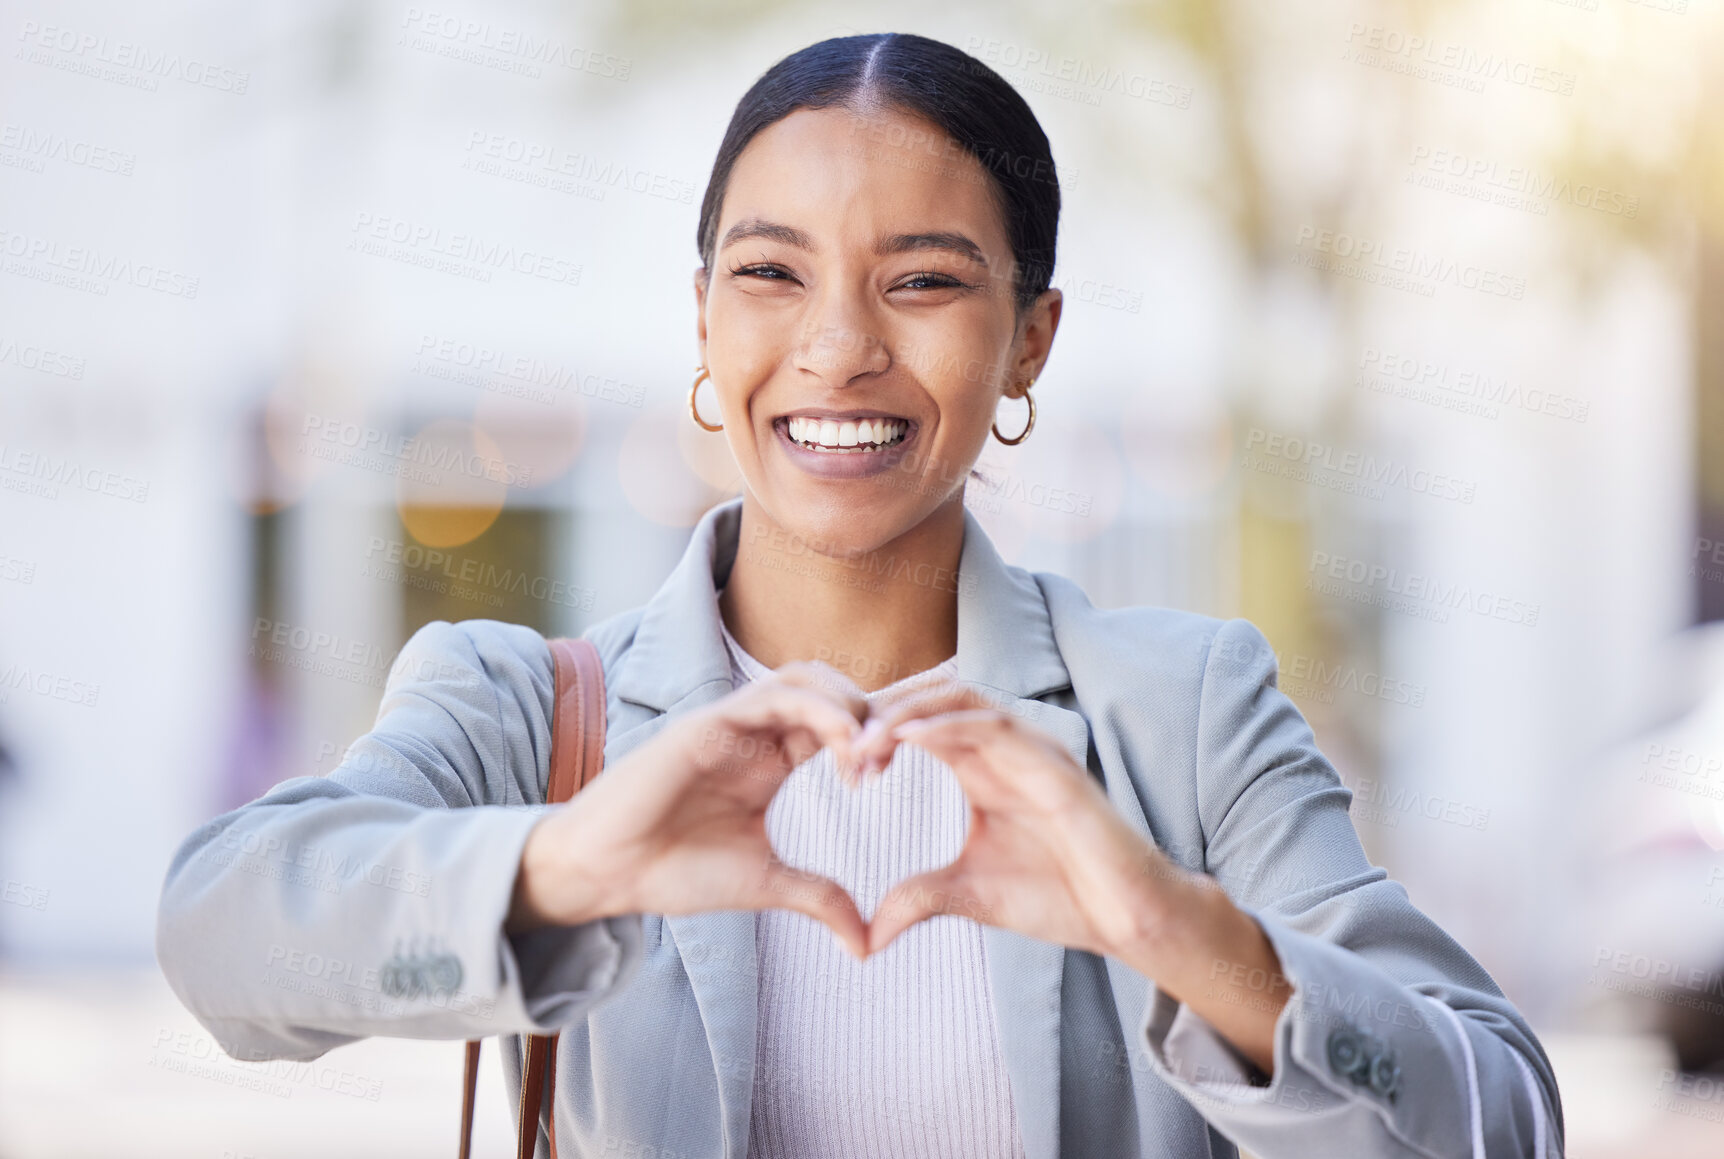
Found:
[663,910,759,1156]
[603,498,1090,1159]
[953,510,1092,1159]
[979,699,1089,1159]
[602,502,762,1153]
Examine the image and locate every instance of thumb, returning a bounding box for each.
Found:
[750,857,870,961]
[866,864,978,956]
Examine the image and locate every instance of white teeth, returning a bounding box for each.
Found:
[785,416,908,451]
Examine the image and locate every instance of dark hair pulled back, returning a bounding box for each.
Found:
[696,33,1060,312]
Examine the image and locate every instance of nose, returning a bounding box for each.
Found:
[792,286,890,389]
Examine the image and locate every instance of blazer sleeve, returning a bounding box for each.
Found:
[1133,617,1563,1159]
[154,619,644,1063]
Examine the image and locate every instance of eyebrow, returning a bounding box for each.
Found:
[719,219,814,251]
[876,231,990,268]
[718,219,990,268]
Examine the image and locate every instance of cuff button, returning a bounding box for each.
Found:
[1369,1053,1401,1101]
[426,953,463,996]
[1326,1027,1368,1081]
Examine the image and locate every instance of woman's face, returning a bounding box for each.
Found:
[695,104,1060,557]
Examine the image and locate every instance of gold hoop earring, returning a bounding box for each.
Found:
[688,366,723,432]
[992,379,1036,445]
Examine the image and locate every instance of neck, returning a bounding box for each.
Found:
[718,496,966,693]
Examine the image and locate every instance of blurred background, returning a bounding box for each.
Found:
[2,0,1721,1154]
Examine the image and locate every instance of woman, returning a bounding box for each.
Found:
[157,33,1562,1159]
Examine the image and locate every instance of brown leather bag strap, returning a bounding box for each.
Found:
[546,637,607,802]
[458,1039,481,1159]
[460,636,606,1159]
[517,1033,552,1159]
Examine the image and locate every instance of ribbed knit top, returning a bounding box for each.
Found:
[718,620,1028,1159]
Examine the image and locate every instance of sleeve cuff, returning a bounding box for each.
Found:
[1136,907,1479,1156]
[505,911,644,1029]
[1139,976,1317,1112]
[369,802,644,1039]
[1154,992,1272,1089]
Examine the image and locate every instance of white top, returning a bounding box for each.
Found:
[719,621,1028,1159]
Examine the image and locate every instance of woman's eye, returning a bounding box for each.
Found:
[730,263,793,281]
[898,271,968,291]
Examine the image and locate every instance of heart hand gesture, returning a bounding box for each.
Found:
[511,665,1289,1074]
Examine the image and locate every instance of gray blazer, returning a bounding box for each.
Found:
[156,496,1563,1158]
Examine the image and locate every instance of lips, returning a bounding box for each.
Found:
[771,411,920,479]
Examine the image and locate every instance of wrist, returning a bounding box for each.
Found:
[1111,861,1206,990]
[506,805,610,934]
[505,815,556,934]
[1135,879,1293,1055]
[1114,860,1254,999]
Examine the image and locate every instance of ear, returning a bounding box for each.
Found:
[1011,287,1062,393]
[694,267,710,366]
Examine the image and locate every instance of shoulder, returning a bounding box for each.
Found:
[380,620,560,758]
[392,607,648,688]
[385,607,649,732]
[1031,569,1276,698]
[391,617,553,690]
[578,605,647,678]
[1026,570,1319,857]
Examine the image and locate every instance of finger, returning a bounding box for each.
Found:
[772,660,870,714]
[770,663,872,773]
[699,685,864,772]
[751,860,870,960]
[866,863,986,955]
[882,717,1005,801]
[865,703,1010,780]
[776,723,832,770]
[892,708,1011,739]
[852,682,998,773]
[869,678,992,720]
[894,713,1087,811]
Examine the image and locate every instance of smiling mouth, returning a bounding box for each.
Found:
[777,414,914,453]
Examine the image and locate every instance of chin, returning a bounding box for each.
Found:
[754,491,927,561]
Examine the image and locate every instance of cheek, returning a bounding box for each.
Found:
[911,318,1015,434]
[706,293,793,404]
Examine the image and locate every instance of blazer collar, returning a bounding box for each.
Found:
[610,496,1073,711]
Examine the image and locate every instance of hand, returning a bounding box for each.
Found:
[850,680,1292,1075]
[848,681,1174,960]
[508,662,875,958]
